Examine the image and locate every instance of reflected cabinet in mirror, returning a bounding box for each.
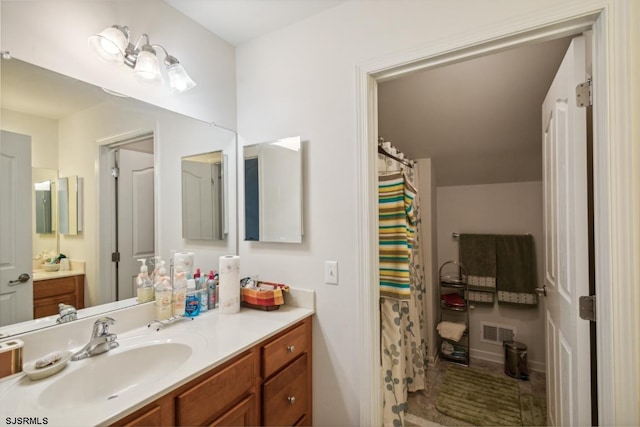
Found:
[243,136,303,243]
[0,57,238,337]
[182,151,226,240]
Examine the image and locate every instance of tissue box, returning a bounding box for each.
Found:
[241,282,289,311]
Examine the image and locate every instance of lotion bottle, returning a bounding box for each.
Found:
[136,259,154,303]
[154,261,172,320]
[207,271,217,309]
[172,264,188,317]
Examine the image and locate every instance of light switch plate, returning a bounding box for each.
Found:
[325,261,338,285]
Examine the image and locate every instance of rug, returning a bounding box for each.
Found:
[435,365,523,426]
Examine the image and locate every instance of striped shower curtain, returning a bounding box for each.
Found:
[379,166,428,426]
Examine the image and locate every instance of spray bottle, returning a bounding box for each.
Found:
[207,271,218,309]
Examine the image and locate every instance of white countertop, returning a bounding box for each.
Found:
[0,304,314,426]
[32,269,84,281]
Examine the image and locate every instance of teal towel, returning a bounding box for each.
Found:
[496,235,538,306]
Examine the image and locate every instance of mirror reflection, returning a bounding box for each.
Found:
[34,179,54,235]
[0,57,237,337]
[243,136,303,243]
[182,151,226,241]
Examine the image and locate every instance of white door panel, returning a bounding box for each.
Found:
[0,130,33,326]
[542,36,590,426]
[117,148,154,300]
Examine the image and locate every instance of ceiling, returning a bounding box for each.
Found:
[378,36,573,186]
[165,0,347,46]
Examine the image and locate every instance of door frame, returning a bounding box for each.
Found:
[355,2,638,426]
[96,128,158,305]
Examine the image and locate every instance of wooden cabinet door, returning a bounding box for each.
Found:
[209,395,256,427]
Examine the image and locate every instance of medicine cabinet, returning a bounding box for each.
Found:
[58,175,83,235]
[181,150,226,240]
[243,136,303,243]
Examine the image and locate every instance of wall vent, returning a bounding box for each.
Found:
[481,322,516,345]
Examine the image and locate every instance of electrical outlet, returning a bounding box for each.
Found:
[325,261,338,285]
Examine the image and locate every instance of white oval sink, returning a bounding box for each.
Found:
[38,341,192,409]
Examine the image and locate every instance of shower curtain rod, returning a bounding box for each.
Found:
[377,145,413,168]
[451,232,532,239]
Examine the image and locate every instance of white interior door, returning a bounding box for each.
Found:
[542,36,591,426]
[0,130,33,326]
[117,148,154,300]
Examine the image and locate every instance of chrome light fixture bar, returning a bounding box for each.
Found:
[88,25,196,93]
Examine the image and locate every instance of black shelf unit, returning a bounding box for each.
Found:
[438,260,470,366]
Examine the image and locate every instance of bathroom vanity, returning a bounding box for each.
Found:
[114,317,312,426]
[33,274,85,319]
[0,296,314,427]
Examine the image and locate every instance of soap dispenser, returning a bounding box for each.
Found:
[154,260,173,320]
[136,259,154,303]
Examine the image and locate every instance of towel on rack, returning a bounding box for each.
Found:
[496,235,538,306]
[459,234,497,294]
[437,321,467,342]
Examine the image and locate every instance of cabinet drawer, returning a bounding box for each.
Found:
[176,352,254,426]
[116,404,161,426]
[34,277,77,299]
[262,353,308,426]
[209,394,256,426]
[262,323,308,378]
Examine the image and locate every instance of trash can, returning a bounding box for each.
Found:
[504,340,529,380]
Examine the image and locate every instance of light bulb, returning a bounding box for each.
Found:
[166,62,196,93]
[133,45,163,85]
[88,26,128,63]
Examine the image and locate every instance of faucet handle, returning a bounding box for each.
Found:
[93,317,116,336]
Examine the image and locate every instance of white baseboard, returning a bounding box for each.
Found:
[470,348,546,373]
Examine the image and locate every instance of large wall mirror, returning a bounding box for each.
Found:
[243,136,303,243]
[0,57,238,337]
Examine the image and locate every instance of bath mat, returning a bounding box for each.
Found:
[436,365,522,426]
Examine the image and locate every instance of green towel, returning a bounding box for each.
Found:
[496,235,538,306]
[459,234,497,295]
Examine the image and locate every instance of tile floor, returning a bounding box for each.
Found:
[405,358,546,427]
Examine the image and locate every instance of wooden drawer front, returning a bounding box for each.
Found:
[262,353,308,426]
[209,394,256,427]
[34,277,77,299]
[176,352,254,426]
[34,294,76,318]
[115,405,161,426]
[262,323,308,378]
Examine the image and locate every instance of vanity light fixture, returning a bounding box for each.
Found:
[88,25,196,93]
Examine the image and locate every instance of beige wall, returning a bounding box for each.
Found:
[436,181,545,369]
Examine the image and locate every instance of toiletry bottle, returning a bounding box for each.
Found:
[184,279,200,317]
[193,268,201,286]
[199,273,209,313]
[154,261,173,320]
[136,259,154,303]
[172,263,188,317]
[207,271,217,309]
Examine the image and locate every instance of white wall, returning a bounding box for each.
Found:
[234,2,602,424]
[436,182,545,370]
[0,0,236,129]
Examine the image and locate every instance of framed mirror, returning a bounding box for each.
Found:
[182,151,226,241]
[34,179,54,234]
[243,136,303,243]
[57,175,82,235]
[0,57,238,337]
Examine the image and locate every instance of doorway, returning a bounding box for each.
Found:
[376,33,595,425]
[99,133,155,304]
[354,9,634,427]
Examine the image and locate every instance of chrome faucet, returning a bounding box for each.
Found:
[71,317,119,361]
[56,303,77,324]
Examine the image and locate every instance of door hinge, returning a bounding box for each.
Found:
[576,78,592,107]
[111,166,119,178]
[579,295,596,321]
[111,252,120,263]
